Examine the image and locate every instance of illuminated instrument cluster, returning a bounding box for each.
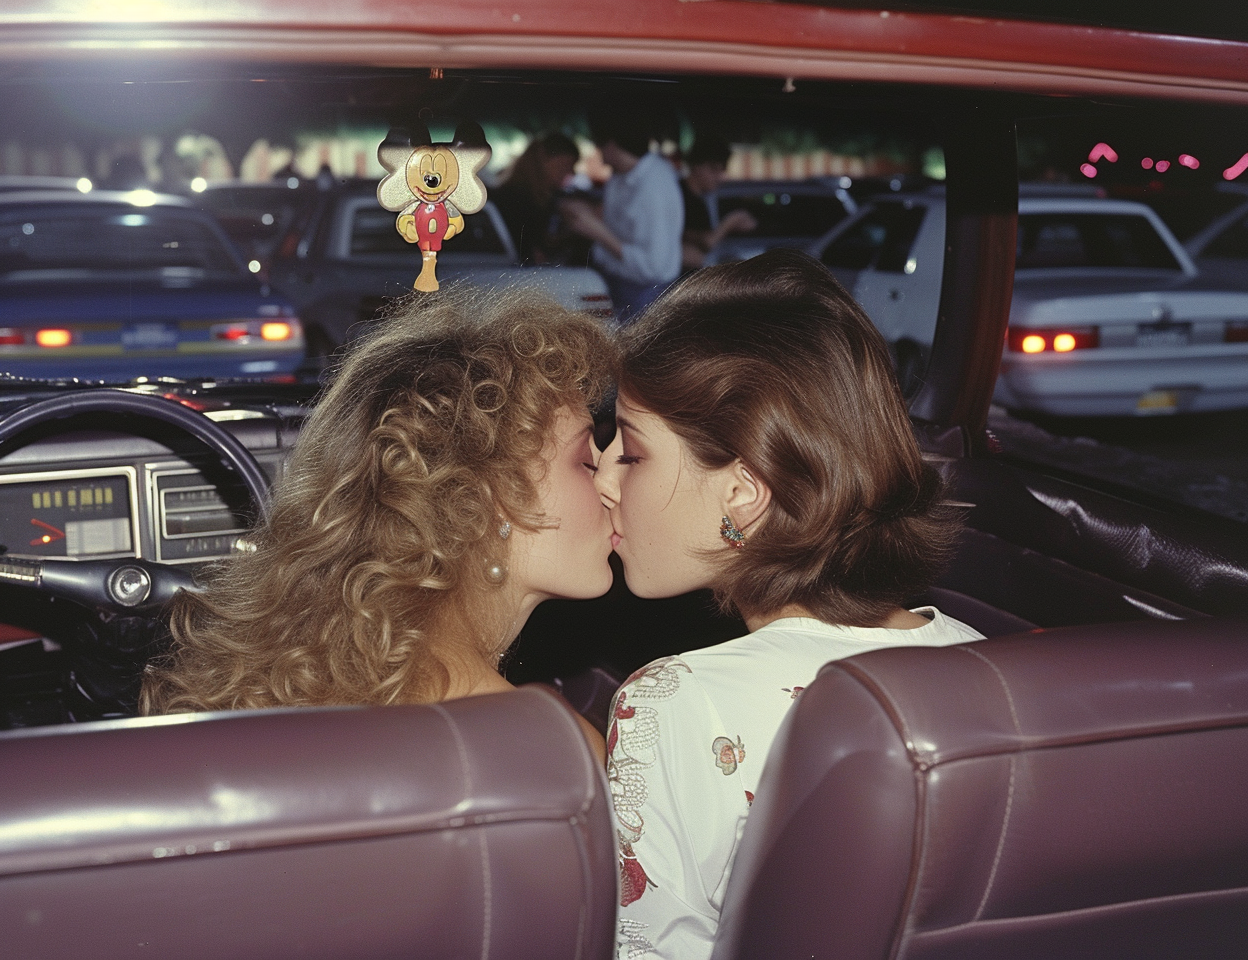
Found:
[0,470,136,559]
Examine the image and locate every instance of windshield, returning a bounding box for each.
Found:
[0,57,1243,528]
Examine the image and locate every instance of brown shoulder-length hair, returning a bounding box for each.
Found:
[141,287,614,715]
[618,248,959,627]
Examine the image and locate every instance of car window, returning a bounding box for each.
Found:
[194,186,315,263]
[821,201,925,271]
[717,190,849,238]
[1015,213,1182,270]
[349,205,506,256]
[875,205,928,273]
[1201,210,1248,259]
[0,207,240,279]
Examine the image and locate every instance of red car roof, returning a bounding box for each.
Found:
[1,1,1245,104]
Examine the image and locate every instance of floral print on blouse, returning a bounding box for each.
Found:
[607,610,984,960]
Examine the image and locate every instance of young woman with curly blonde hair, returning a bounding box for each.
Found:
[141,288,616,757]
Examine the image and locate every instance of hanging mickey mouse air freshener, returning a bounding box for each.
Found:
[377,121,492,292]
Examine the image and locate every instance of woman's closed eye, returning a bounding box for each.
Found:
[615,455,642,465]
[581,460,599,473]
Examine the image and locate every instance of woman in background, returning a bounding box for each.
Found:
[492,132,581,264]
[594,249,983,958]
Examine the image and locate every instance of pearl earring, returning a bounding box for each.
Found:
[484,559,508,584]
[485,518,511,584]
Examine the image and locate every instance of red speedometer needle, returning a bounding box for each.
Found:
[30,518,66,546]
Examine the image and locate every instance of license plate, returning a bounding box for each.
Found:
[1136,390,1179,413]
[1136,323,1190,348]
[121,322,179,350]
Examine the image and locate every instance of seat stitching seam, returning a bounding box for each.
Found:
[431,703,490,960]
[959,646,1022,922]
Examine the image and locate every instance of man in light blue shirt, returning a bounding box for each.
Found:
[561,107,683,322]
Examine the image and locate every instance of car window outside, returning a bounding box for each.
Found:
[717,191,851,238]
[1016,213,1182,270]
[0,208,239,278]
[349,206,506,257]
[875,205,927,272]
[1201,210,1248,258]
[820,201,926,271]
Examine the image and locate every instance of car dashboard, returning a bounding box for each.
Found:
[0,410,295,568]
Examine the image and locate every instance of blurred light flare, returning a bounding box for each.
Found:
[1225,154,1248,180]
[191,177,207,192]
[1088,142,1118,163]
[35,329,72,348]
[1021,334,1046,354]
[1053,333,1077,352]
[76,178,92,193]
[1080,163,1097,178]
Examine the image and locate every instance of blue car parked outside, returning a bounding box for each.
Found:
[0,190,303,382]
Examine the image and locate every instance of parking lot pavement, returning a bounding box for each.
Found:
[987,407,1248,524]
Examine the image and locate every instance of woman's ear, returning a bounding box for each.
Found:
[724,462,771,532]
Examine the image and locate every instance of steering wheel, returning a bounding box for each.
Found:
[0,389,273,718]
[0,388,270,615]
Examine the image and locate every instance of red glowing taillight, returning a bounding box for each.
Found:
[1007,327,1100,353]
[0,328,26,346]
[211,319,300,343]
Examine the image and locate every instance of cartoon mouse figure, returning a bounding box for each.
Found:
[377,122,491,292]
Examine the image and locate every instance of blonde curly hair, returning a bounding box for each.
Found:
[141,287,614,714]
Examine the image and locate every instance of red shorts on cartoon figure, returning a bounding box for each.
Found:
[415,201,450,251]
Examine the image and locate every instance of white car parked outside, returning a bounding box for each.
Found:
[810,187,1248,416]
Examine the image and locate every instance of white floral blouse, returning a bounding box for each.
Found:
[607,609,984,960]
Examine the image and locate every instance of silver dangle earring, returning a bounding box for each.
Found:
[720,515,747,549]
[485,519,511,584]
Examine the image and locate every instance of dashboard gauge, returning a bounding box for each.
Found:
[0,469,137,559]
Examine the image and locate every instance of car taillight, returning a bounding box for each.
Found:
[1225,321,1248,343]
[0,328,26,346]
[35,328,73,348]
[1007,327,1099,353]
[260,321,293,341]
[212,318,302,343]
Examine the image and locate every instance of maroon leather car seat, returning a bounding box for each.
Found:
[712,618,1248,960]
[0,686,615,960]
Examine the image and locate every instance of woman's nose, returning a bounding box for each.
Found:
[594,431,622,506]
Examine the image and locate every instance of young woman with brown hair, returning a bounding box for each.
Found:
[141,288,616,758]
[593,249,983,958]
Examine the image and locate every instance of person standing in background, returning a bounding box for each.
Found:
[492,132,581,265]
[560,105,682,323]
[679,134,758,272]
